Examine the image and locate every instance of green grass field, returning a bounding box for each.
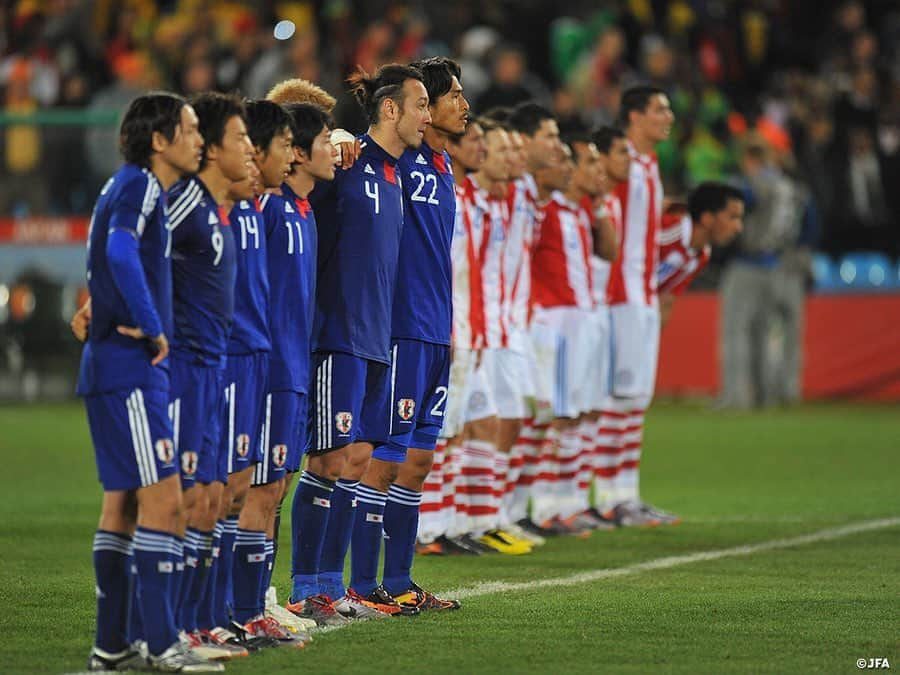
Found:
[1,401,898,674]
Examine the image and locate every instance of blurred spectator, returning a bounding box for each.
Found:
[475,44,550,112]
[719,137,812,409]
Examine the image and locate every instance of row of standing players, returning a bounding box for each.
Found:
[415,90,745,556]
[76,57,745,673]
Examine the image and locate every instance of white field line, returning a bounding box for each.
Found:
[443,517,900,601]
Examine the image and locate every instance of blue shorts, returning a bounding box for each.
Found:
[308,352,390,454]
[85,387,178,491]
[372,339,450,463]
[170,353,224,486]
[219,352,269,480]
[252,391,309,485]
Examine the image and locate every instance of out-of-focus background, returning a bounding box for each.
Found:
[1,0,898,403]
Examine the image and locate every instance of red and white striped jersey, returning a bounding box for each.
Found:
[588,194,622,307]
[450,177,488,349]
[657,210,710,295]
[606,142,663,307]
[503,174,538,333]
[530,191,594,310]
[473,176,510,349]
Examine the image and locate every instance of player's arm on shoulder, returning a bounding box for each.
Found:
[70,296,91,342]
[659,291,676,328]
[594,209,619,261]
[331,128,360,169]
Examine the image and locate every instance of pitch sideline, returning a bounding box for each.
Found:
[443,517,900,600]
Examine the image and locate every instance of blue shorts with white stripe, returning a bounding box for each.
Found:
[84,386,178,491]
[308,352,390,455]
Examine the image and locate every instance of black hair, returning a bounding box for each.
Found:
[244,99,292,153]
[688,181,745,222]
[119,92,187,167]
[476,117,506,136]
[409,57,461,106]
[190,92,246,171]
[508,102,554,136]
[482,106,513,124]
[617,85,666,128]
[347,63,425,125]
[283,102,334,157]
[592,125,626,154]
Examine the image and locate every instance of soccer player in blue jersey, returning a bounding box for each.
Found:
[164,92,254,660]
[286,63,432,620]
[77,93,220,672]
[347,57,468,612]
[199,99,301,647]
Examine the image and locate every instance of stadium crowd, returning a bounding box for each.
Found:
[2,0,900,258]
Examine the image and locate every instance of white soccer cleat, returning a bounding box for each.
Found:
[265,585,318,631]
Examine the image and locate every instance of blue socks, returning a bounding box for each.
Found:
[382,484,423,595]
[133,527,179,656]
[179,528,213,632]
[232,528,267,623]
[92,530,133,654]
[349,483,387,596]
[213,515,238,627]
[290,471,334,602]
[319,478,358,599]
[196,520,223,630]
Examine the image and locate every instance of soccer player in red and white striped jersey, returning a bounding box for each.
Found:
[604,86,676,527]
[657,182,745,324]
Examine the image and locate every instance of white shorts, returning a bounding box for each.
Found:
[609,303,660,400]
[586,305,612,411]
[530,306,595,419]
[480,348,529,419]
[505,328,536,399]
[441,349,498,438]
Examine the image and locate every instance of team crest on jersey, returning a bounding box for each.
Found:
[272,444,287,468]
[236,433,250,457]
[181,451,198,476]
[335,412,353,435]
[155,438,175,464]
[397,398,416,421]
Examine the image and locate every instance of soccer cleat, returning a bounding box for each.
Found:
[266,586,318,631]
[455,533,500,554]
[638,502,682,525]
[438,534,483,555]
[587,507,621,528]
[182,630,242,662]
[285,594,350,627]
[222,622,278,651]
[477,529,533,555]
[415,539,446,555]
[197,628,250,658]
[502,521,546,546]
[148,640,225,672]
[242,616,308,648]
[333,588,392,620]
[608,501,662,528]
[573,509,617,531]
[87,645,147,671]
[516,517,559,538]
[359,585,420,616]
[559,514,595,538]
[392,582,461,611]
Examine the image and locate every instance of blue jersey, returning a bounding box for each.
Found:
[167,177,237,363]
[312,134,404,364]
[262,184,317,392]
[77,164,172,395]
[393,142,455,345]
[227,197,271,355]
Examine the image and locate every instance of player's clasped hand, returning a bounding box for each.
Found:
[70,300,91,342]
[116,325,170,365]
